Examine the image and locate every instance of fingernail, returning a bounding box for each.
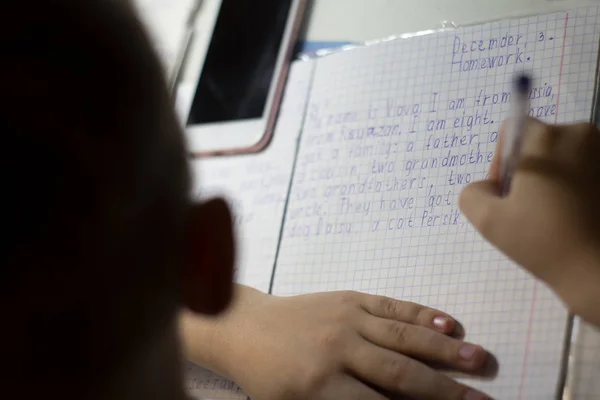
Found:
[459,344,479,360]
[463,389,489,400]
[432,316,451,330]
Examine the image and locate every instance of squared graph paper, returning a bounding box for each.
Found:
[272,7,600,399]
[182,60,315,400]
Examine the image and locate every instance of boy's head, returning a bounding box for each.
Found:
[1,0,234,397]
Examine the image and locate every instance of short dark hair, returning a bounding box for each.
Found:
[1,0,190,393]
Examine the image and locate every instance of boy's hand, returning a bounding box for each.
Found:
[460,117,600,326]
[192,285,490,400]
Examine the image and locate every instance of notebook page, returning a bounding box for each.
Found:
[273,7,600,399]
[183,59,315,399]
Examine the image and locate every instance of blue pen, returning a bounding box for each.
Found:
[500,74,531,195]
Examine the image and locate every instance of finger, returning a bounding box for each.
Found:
[317,374,387,400]
[553,122,599,169]
[459,180,506,245]
[359,294,457,334]
[358,317,487,372]
[509,122,600,195]
[346,342,490,400]
[508,120,567,193]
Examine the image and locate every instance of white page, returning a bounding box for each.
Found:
[183,59,315,399]
[568,320,600,399]
[273,6,600,399]
[132,0,194,75]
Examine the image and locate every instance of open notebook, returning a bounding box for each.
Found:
[184,6,600,399]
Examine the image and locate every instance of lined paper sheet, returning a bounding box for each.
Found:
[272,7,600,399]
[183,59,315,399]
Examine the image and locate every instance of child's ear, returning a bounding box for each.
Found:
[183,198,235,315]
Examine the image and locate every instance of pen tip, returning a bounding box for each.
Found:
[514,74,531,93]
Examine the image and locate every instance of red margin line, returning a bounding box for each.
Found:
[518,283,539,399]
[555,12,570,123]
[518,12,569,399]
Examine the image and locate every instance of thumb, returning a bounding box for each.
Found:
[459,180,506,243]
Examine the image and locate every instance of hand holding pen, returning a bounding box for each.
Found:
[458,75,600,327]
